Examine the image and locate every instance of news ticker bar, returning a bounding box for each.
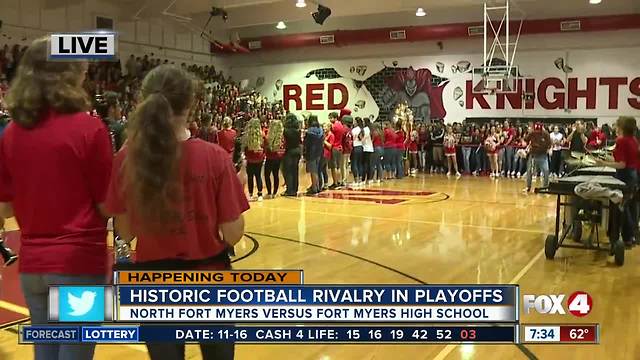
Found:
[18,324,600,344]
[20,325,517,344]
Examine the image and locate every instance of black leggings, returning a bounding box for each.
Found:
[363,152,372,181]
[247,162,263,196]
[264,159,281,195]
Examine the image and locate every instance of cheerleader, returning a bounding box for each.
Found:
[485,126,500,177]
[444,125,461,177]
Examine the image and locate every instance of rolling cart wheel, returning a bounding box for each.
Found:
[572,222,582,242]
[614,241,624,266]
[545,235,558,260]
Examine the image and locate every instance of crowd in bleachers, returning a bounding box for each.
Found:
[0,41,624,200]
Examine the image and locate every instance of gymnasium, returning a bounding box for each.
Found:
[0,0,639,359]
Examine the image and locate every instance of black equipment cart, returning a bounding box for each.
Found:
[537,173,630,266]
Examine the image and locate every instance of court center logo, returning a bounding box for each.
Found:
[59,286,105,322]
[311,188,447,204]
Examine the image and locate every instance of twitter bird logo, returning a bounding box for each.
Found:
[67,291,96,316]
[59,286,105,322]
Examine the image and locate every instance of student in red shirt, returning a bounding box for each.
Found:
[383,121,397,179]
[328,111,346,188]
[217,116,236,154]
[264,119,285,198]
[243,118,266,201]
[321,122,334,190]
[394,122,406,179]
[596,116,639,246]
[0,38,113,360]
[587,124,607,150]
[106,65,247,360]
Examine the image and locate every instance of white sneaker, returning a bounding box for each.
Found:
[516,172,521,178]
[447,172,452,177]
[257,196,264,202]
[473,171,478,176]
[456,172,462,177]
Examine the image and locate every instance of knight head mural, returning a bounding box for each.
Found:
[384,66,448,122]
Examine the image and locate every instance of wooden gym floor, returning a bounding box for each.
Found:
[1,173,638,360]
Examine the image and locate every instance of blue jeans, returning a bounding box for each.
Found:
[21,273,105,360]
[384,148,395,174]
[283,153,300,195]
[351,146,364,181]
[395,149,404,179]
[318,156,328,189]
[526,154,550,189]
[461,147,472,173]
[503,146,515,174]
[373,147,384,180]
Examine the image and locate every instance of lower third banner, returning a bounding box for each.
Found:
[19,325,516,344]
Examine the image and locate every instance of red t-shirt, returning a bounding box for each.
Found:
[331,121,346,151]
[372,132,383,147]
[587,130,607,149]
[265,138,285,160]
[324,133,334,159]
[218,128,237,154]
[245,146,265,164]
[395,130,406,150]
[0,111,113,275]
[613,136,639,170]
[384,128,396,148]
[105,139,250,263]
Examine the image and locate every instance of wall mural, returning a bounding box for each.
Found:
[240,46,640,123]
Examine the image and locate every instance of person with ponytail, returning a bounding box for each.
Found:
[243,118,266,201]
[0,37,113,360]
[105,65,248,360]
[265,119,285,198]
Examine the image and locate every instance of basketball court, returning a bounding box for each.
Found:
[1,0,639,359]
[1,172,638,359]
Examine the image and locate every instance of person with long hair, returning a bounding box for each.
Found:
[283,113,302,196]
[304,115,324,194]
[383,121,397,179]
[362,117,374,183]
[485,126,500,177]
[0,37,113,360]
[265,119,285,198]
[106,65,248,360]
[444,125,461,177]
[351,117,365,185]
[371,121,385,183]
[243,118,266,201]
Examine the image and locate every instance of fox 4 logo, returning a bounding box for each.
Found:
[523,291,593,317]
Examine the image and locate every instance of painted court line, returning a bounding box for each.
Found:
[432,248,545,360]
[258,204,551,234]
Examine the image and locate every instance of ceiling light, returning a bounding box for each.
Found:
[416,7,426,17]
[295,0,307,8]
[276,21,287,29]
[589,0,601,3]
